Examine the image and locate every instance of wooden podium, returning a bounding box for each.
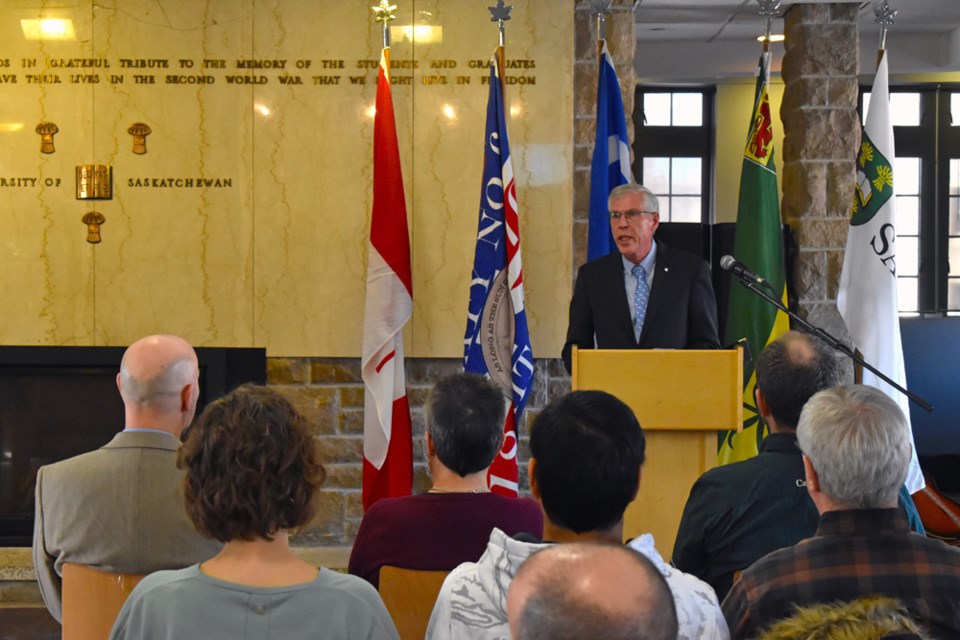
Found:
[570,347,743,561]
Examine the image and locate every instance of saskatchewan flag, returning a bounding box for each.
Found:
[719,53,790,464]
[837,50,924,493]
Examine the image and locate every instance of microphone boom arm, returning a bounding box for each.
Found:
[729,270,933,412]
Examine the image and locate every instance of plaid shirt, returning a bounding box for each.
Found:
[722,509,960,639]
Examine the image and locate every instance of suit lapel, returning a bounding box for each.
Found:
[603,252,635,342]
[639,243,670,344]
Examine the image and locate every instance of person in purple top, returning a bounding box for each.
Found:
[348,373,543,589]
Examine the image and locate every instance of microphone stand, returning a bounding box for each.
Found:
[730,272,933,412]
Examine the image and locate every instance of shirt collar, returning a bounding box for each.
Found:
[817,508,909,537]
[123,427,175,437]
[760,431,802,454]
[621,238,658,274]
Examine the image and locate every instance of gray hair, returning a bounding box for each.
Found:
[797,385,910,508]
[118,356,196,410]
[608,183,659,213]
[425,373,506,476]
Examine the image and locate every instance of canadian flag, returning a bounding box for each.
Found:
[361,47,413,511]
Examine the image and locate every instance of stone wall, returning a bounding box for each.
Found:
[275,358,571,556]
[780,3,860,344]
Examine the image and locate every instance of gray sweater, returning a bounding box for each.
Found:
[109,564,399,640]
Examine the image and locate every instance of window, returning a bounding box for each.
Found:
[633,88,713,223]
[860,86,960,313]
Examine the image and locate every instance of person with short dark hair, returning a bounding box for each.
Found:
[506,542,679,640]
[672,331,841,599]
[674,331,923,600]
[348,373,542,588]
[33,334,222,623]
[723,385,960,639]
[426,390,727,640]
[110,384,399,640]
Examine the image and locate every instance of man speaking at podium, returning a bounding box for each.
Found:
[562,183,720,373]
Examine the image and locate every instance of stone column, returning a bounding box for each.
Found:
[573,0,635,269]
[780,3,860,343]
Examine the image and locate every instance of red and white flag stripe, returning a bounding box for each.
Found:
[361,48,413,511]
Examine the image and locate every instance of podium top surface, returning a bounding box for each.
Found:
[570,348,744,432]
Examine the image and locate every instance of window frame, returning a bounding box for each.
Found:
[632,86,715,224]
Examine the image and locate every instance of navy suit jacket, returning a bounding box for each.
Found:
[562,243,720,372]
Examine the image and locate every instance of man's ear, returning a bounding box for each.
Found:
[632,467,643,502]
[425,432,436,458]
[755,387,769,419]
[180,383,195,413]
[802,454,820,493]
[528,458,540,500]
[116,372,122,394]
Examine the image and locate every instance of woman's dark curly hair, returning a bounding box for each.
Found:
[179,384,326,542]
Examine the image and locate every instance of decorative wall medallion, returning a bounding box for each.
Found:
[76,165,112,199]
[35,121,59,154]
[82,211,105,244]
[127,122,151,154]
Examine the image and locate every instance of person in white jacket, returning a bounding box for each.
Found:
[426,390,729,640]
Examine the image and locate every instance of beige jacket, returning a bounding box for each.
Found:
[32,430,222,622]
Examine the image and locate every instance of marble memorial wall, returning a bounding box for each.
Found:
[0,0,574,357]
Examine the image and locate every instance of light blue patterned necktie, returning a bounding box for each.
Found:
[632,264,649,339]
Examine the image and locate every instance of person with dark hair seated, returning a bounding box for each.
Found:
[110,384,399,640]
[348,372,542,588]
[426,389,726,640]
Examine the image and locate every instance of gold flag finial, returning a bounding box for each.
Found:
[372,1,397,25]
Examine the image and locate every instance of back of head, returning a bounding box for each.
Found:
[118,334,199,423]
[797,384,910,509]
[180,384,326,542]
[756,331,842,429]
[426,372,506,476]
[509,542,678,640]
[530,390,645,533]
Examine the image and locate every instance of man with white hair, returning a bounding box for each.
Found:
[722,384,960,639]
[506,542,678,640]
[33,335,222,622]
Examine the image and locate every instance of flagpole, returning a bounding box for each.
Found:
[590,0,612,62]
[490,0,511,91]
[757,0,780,54]
[874,0,897,67]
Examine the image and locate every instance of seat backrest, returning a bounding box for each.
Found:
[378,566,449,640]
[62,563,145,640]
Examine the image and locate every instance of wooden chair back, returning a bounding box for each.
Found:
[62,563,144,640]
[378,566,449,640]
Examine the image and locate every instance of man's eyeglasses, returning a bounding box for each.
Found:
[609,209,656,221]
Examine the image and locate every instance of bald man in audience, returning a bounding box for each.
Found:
[506,542,678,640]
[33,335,222,622]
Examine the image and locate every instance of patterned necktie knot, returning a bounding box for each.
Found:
[632,264,649,340]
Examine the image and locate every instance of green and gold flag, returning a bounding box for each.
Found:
[719,53,790,464]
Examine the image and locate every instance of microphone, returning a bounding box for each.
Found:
[721,255,768,288]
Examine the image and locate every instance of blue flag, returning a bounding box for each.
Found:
[463,52,534,496]
[588,40,633,261]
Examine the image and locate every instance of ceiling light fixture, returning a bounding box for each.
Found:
[21,19,76,41]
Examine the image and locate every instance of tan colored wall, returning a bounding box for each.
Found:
[0,0,573,358]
